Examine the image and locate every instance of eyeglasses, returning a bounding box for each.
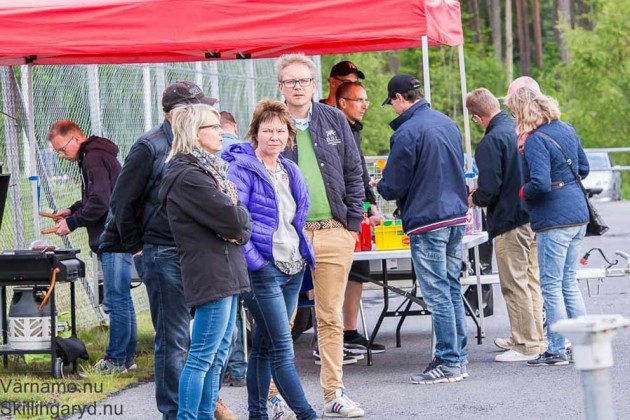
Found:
[199,124,221,132]
[54,136,75,155]
[342,98,370,106]
[280,78,313,88]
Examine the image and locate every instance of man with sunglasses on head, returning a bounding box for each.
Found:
[276,53,365,418]
[320,60,365,107]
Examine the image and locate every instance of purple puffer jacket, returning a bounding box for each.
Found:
[223,142,315,271]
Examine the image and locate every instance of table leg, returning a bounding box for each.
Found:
[1,286,7,368]
[70,280,77,373]
[473,244,485,342]
[367,259,389,366]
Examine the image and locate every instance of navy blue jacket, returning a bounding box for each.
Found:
[109,120,175,254]
[223,143,315,271]
[472,111,530,239]
[521,120,589,232]
[282,101,364,232]
[377,100,468,234]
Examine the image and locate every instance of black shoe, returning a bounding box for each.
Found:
[343,334,386,354]
[313,349,358,366]
[527,351,569,367]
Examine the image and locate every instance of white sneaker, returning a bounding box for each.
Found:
[267,395,296,420]
[324,389,365,418]
[494,337,514,351]
[495,349,538,362]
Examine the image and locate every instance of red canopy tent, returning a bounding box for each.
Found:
[0,0,473,166]
[0,0,463,65]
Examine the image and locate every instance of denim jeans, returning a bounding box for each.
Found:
[178,295,237,420]
[410,226,467,367]
[242,264,317,420]
[536,225,587,355]
[101,252,137,367]
[143,244,191,420]
[225,302,247,380]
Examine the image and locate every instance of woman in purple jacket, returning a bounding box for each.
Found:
[223,100,317,420]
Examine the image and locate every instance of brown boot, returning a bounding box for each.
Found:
[215,398,238,420]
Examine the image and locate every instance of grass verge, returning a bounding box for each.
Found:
[0,310,154,419]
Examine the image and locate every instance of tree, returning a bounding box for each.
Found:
[505,0,514,83]
[533,0,543,68]
[487,0,503,62]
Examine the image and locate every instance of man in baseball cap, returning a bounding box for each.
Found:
[109,80,218,419]
[381,73,422,106]
[162,81,218,112]
[321,60,365,107]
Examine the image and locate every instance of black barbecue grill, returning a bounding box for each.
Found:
[0,249,85,376]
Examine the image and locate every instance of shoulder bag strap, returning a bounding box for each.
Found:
[534,131,588,197]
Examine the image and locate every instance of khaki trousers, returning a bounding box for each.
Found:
[307,227,355,402]
[495,223,545,355]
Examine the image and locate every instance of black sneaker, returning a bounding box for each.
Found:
[343,334,386,354]
[527,351,569,367]
[313,349,357,366]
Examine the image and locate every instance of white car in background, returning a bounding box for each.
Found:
[582,151,623,201]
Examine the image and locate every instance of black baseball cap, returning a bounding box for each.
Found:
[382,74,422,106]
[162,81,218,112]
[330,61,365,79]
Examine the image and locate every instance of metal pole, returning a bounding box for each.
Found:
[245,59,257,120]
[143,66,153,131]
[421,36,431,105]
[458,44,474,173]
[0,67,25,248]
[87,65,103,136]
[155,65,166,117]
[207,61,220,104]
[194,62,203,90]
[581,369,615,420]
[25,64,41,241]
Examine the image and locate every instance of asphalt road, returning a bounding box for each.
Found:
[73,200,630,419]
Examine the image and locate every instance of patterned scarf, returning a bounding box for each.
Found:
[191,147,239,205]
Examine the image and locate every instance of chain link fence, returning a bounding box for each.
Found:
[0,57,322,329]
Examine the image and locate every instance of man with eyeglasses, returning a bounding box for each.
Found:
[376,73,469,385]
[320,60,365,107]
[276,53,365,418]
[336,81,386,357]
[47,120,137,377]
[109,81,227,420]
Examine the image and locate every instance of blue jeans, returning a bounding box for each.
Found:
[410,226,467,367]
[536,225,587,355]
[178,295,237,420]
[143,244,191,420]
[101,252,137,367]
[226,302,247,380]
[241,264,316,420]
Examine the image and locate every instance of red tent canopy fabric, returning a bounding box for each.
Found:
[0,0,463,66]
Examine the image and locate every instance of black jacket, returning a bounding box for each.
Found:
[65,136,121,252]
[350,121,377,206]
[471,111,530,238]
[282,101,364,232]
[109,120,174,254]
[158,153,252,308]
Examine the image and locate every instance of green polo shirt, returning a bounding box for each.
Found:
[296,129,333,221]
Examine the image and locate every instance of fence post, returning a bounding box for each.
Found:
[87,65,103,137]
[0,67,25,248]
[143,66,153,131]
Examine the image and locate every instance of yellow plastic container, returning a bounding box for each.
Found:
[374,222,410,250]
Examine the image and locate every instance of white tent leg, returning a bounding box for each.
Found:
[422,36,431,104]
[458,44,473,172]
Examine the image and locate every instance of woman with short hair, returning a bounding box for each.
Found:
[223,100,317,420]
[507,87,589,366]
[159,103,252,419]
